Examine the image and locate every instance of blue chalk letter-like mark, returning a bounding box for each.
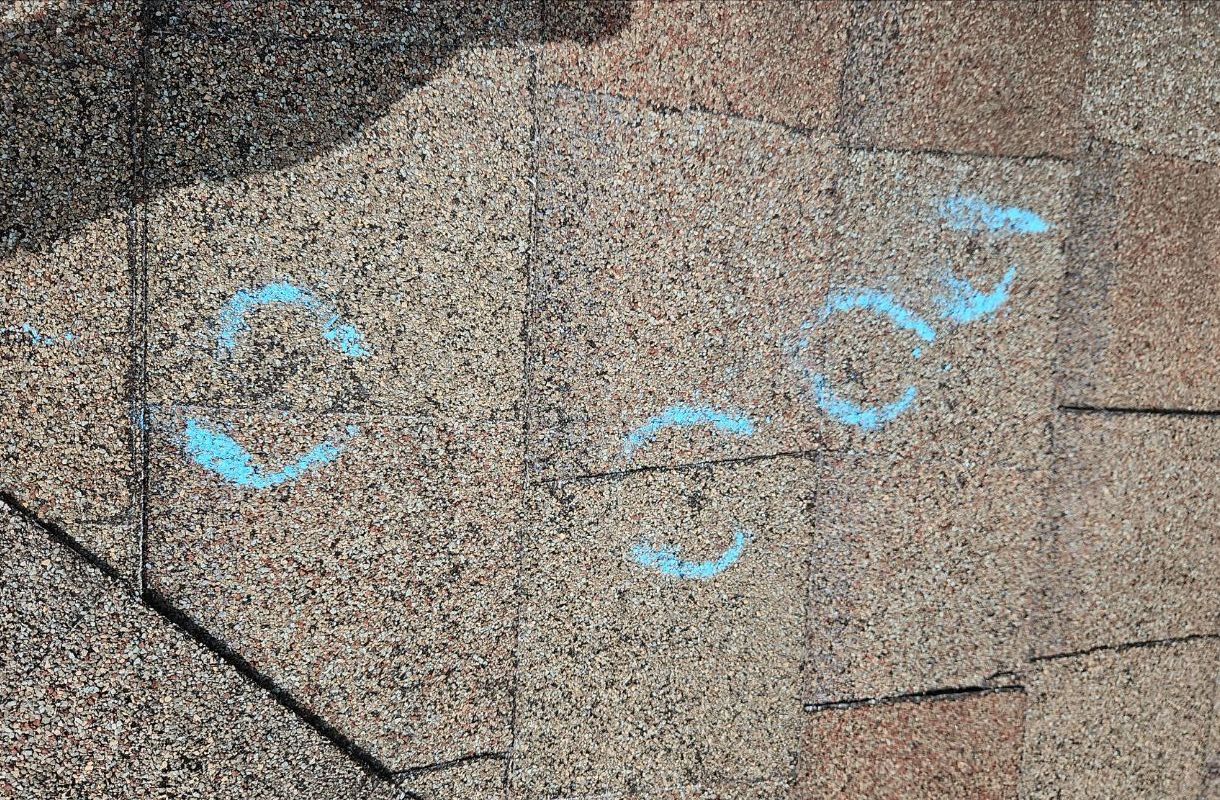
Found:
[935,265,1017,324]
[935,193,1046,324]
[183,417,357,490]
[631,529,750,581]
[215,281,370,358]
[801,290,935,432]
[938,195,1050,235]
[623,404,755,459]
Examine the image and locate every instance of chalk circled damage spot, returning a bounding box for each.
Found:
[796,289,936,432]
[620,403,756,580]
[176,280,372,489]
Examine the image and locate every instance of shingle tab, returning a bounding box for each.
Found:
[513,457,814,797]
[1034,413,1220,655]
[1021,640,1219,800]
[530,86,838,480]
[809,456,1041,703]
[798,690,1025,799]
[544,0,849,132]
[145,36,530,423]
[841,1,1092,158]
[1085,2,1220,163]
[1058,146,1220,409]
[820,149,1070,468]
[146,408,523,769]
[0,7,139,577]
[0,505,373,799]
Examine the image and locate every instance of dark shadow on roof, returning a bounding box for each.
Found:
[0,0,632,259]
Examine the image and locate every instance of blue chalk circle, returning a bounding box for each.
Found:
[1,323,77,346]
[182,416,358,490]
[935,265,1017,324]
[797,289,933,431]
[619,405,756,580]
[631,528,750,581]
[938,195,1051,235]
[215,281,370,358]
[188,282,370,490]
[623,403,755,459]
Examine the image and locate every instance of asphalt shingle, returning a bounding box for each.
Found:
[2,1,1219,796]
[1034,412,1220,656]
[797,690,1026,799]
[1020,639,1220,800]
[841,1,1092,158]
[513,458,813,797]
[1085,2,1220,163]
[0,504,376,800]
[544,0,849,132]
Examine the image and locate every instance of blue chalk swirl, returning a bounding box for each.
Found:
[820,289,937,343]
[215,281,370,358]
[182,416,357,489]
[935,265,1017,324]
[1,323,77,346]
[938,196,1050,235]
[631,529,750,581]
[624,404,755,458]
[620,405,756,580]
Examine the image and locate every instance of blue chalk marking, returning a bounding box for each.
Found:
[624,404,755,459]
[938,195,1050,235]
[795,289,932,431]
[320,315,368,357]
[812,373,917,431]
[182,416,357,489]
[819,289,937,343]
[935,265,1017,324]
[1,323,77,346]
[215,281,370,358]
[631,529,750,581]
[620,405,756,580]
